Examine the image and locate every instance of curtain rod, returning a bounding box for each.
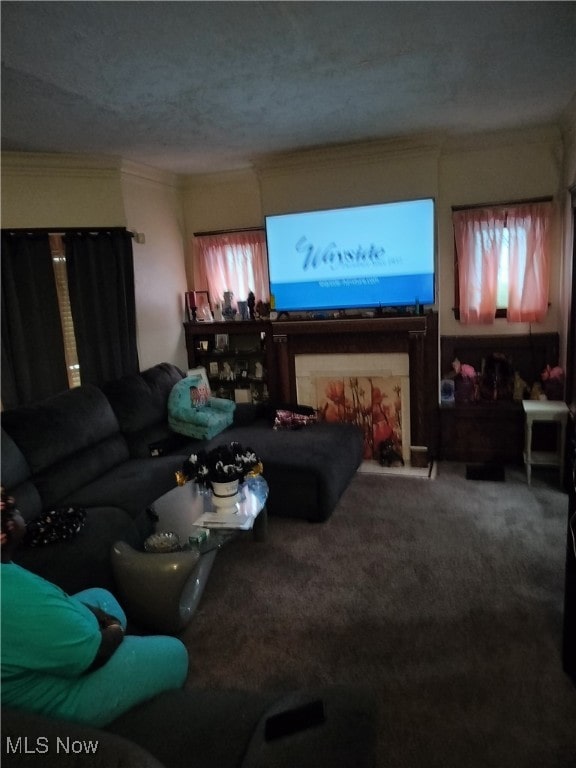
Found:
[193,225,264,237]
[452,196,553,212]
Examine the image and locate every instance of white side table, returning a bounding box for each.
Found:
[522,400,569,486]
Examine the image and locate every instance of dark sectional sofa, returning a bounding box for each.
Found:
[1,363,371,768]
[1,362,363,593]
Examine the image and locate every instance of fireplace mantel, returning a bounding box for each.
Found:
[272,313,438,448]
[272,316,428,337]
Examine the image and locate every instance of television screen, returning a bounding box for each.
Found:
[265,198,435,312]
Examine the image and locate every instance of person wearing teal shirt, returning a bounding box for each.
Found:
[1,487,189,727]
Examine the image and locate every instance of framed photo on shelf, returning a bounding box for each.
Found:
[215,334,229,351]
[184,292,196,322]
[234,389,252,404]
[209,361,220,377]
[185,291,212,322]
[194,291,212,322]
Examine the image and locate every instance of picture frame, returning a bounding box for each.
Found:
[184,291,196,322]
[209,361,220,377]
[215,334,229,351]
[234,389,252,404]
[194,291,212,322]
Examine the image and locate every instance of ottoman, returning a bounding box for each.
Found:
[202,420,364,522]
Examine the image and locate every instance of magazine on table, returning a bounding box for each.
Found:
[195,511,254,530]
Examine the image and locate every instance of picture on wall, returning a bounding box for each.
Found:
[315,375,403,460]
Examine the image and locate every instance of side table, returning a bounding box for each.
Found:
[522,400,569,486]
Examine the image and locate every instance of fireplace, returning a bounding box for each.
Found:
[295,353,410,462]
[272,313,439,456]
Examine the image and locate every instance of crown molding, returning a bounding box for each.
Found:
[254,134,444,177]
[182,167,259,190]
[440,124,562,156]
[120,159,183,189]
[1,151,123,178]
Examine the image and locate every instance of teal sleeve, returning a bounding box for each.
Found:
[1,564,101,678]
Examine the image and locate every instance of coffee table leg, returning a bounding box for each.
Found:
[253,507,268,542]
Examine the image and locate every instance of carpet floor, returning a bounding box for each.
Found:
[180,462,576,768]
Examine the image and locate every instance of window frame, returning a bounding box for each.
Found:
[451,197,552,321]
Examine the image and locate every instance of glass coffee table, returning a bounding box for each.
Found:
[151,474,269,549]
[111,476,268,633]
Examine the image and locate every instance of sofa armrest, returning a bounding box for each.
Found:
[1,707,164,768]
[240,688,377,768]
[207,397,236,413]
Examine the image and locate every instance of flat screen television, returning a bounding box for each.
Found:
[265,198,435,313]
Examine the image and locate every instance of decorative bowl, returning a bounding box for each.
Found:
[144,531,181,553]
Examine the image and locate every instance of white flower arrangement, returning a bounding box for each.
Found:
[181,442,261,486]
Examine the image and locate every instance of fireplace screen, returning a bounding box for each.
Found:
[315,375,404,461]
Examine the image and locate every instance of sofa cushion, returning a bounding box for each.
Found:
[182,366,211,398]
[2,385,122,473]
[2,385,130,509]
[0,428,42,521]
[33,434,130,510]
[59,456,184,522]
[107,687,377,768]
[107,689,279,768]
[101,363,189,458]
[1,706,164,768]
[13,506,142,594]
[168,374,235,441]
[203,420,364,522]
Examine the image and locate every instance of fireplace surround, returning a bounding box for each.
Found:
[272,313,439,451]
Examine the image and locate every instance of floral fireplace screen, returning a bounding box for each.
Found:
[315,375,403,461]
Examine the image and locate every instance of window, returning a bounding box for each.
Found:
[452,201,553,324]
[192,230,269,310]
[49,234,81,388]
[2,227,137,407]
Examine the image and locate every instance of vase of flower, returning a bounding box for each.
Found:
[180,442,261,508]
[210,478,240,507]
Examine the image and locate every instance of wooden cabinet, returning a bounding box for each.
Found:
[183,321,276,404]
[439,402,525,463]
[271,313,438,449]
[438,332,561,464]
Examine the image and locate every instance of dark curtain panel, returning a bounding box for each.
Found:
[566,187,576,408]
[64,230,139,387]
[1,231,69,409]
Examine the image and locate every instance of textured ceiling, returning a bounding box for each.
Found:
[2,1,576,174]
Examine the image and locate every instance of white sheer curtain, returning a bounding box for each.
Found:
[452,201,553,324]
[192,230,269,308]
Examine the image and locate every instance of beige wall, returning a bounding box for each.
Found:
[2,124,572,380]
[182,170,263,291]
[1,153,189,372]
[181,127,567,343]
[438,127,563,337]
[1,153,125,227]
[559,101,576,372]
[121,163,188,371]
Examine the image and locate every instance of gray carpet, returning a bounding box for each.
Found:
[180,462,576,768]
